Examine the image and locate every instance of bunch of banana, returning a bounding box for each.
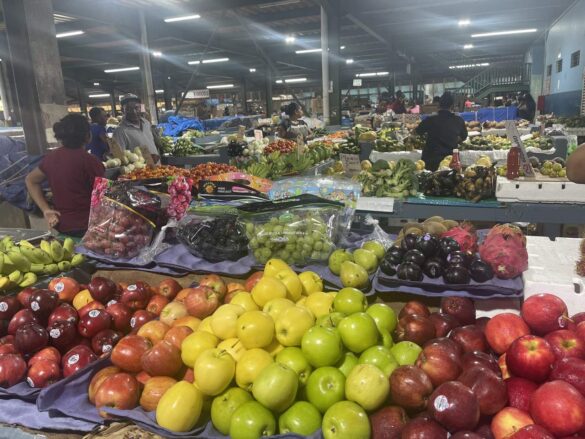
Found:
[0,236,86,291]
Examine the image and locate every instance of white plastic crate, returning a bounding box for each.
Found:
[496,176,585,203]
[523,236,584,315]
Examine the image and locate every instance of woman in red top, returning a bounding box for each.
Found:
[26,114,105,236]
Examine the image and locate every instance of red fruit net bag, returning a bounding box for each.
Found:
[82,178,162,259]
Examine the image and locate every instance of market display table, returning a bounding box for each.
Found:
[161,154,221,167]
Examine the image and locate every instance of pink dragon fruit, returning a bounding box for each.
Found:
[479,227,529,279]
[485,223,526,247]
[441,222,478,253]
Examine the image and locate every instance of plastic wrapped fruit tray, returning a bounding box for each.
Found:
[374,269,523,299]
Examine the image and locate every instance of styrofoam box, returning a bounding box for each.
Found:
[523,236,584,315]
[496,176,585,203]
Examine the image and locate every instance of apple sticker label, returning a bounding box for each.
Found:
[27,377,35,387]
[103,344,112,353]
[54,282,65,293]
[107,300,117,307]
[89,309,100,318]
[30,301,40,311]
[68,354,79,365]
[50,328,61,338]
[127,284,137,291]
[0,302,7,312]
[434,395,449,412]
[130,317,136,328]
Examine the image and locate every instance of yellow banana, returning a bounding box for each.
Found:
[43,264,59,275]
[0,276,11,290]
[29,263,44,273]
[2,254,15,274]
[8,270,23,285]
[18,272,37,288]
[70,254,85,267]
[33,248,53,264]
[40,240,52,256]
[19,246,43,264]
[57,261,71,272]
[62,238,75,260]
[50,240,64,262]
[7,250,31,272]
[18,240,35,249]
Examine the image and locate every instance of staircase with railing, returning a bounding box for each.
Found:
[448,63,531,99]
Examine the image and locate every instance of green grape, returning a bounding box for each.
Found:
[273,225,283,235]
[302,243,312,253]
[319,251,330,260]
[279,250,290,261]
[313,241,324,251]
[292,250,302,261]
[269,217,279,225]
[253,249,263,261]
[322,241,334,253]
[310,250,321,260]
[301,249,311,259]
[249,238,259,249]
[261,248,272,259]
[311,231,323,242]
[285,243,296,252]
[263,224,274,234]
[304,236,315,247]
[245,223,255,234]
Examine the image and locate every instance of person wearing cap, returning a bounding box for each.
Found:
[112,94,160,163]
[416,92,467,171]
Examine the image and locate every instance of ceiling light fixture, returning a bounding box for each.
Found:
[285,77,307,83]
[206,84,234,89]
[276,80,283,84]
[104,66,140,73]
[56,30,84,38]
[285,36,296,44]
[340,46,346,50]
[295,48,321,54]
[259,0,301,8]
[346,59,354,64]
[449,62,490,69]
[164,14,201,23]
[88,93,110,98]
[458,19,471,27]
[249,68,257,72]
[155,89,164,94]
[152,51,162,57]
[464,44,474,49]
[471,29,537,38]
[188,60,200,65]
[93,82,100,86]
[202,57,229,63]
[356,72,389,77]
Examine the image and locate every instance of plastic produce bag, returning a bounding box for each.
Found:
[359,215,393,250]
[238,194,347,266]
[82,178,162,259]
[267,176,361,208]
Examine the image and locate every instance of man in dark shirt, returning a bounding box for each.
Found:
[416,92,468,171]
[87,107,109,160]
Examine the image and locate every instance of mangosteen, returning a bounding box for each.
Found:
[443,266,471,284]
[385,246,405,265]
[469,259,494,283]
[446,251,471,268]
[423,259,444,279]
[415,233,439,258]
[379,259,397,277]
[397,262,423,282]
[439,237,460,258]
[403,249,426,267]
[400,233,419,251]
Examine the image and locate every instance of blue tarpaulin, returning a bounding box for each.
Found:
[0,136,42,211]
[422,106,519,123]
[158,115,205,137]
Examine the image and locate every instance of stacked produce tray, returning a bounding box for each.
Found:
[495,176,585,203]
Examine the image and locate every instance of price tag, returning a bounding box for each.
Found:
[340,153,362,176]
[254,130,263,141]
[139,145,156,166]
[108,138,125,161]
[257,118,272,126]
[357,197,395,213]
[505,121,535,177]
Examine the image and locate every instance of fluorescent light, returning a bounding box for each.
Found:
[249,68,257,72]
[155,89,164,94]
[104,66,140,73]
[206,84,234,89]
[346,59,354,64]
[340,46,346,50]
[202,57,229,64]
[152,51,162,57]
[285,77,307,83]
[188,60,201,65]
[259,0,301,8]
[464,44,474,49]
[164,14,201,23]
[93,82,100,86]
[276,80,283,84]
[56,30,84,38]
[285,36,296,44]
[458,19,471,27]
[88,93,110,98]
[296,48,321,54]
[355,72,389,77]
[449,62,490,69]
[472,29,537,38]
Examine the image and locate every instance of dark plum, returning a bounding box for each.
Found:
[469,260,494,283]
[401,233,419,251]
[444,266,471,284]
[397,263,424,282]
[423,259,444,279]
[415,234,439,258]
[403,249,426,267]
[379,259,398,277]
[439,237,460,258]
[385,246,405,265]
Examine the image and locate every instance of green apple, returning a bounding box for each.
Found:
[322,401,370,439]
[345,363,389,411]
[366,303,398,333]
[194,348,236,396]
[210,387,252,435]
[390,341,422,365]
[336,352,358,377]
[275,347,312,386]
[229,401,276,439]
[275,306,315,347]
[252,362,298,413]
[301,326,344,367]
[333,288,367,315]
[328,249,353,275]
[337,312,378,353]
[305,366,346,414]
[339,261,369,290]
[358,345,399,378]
[353,248,379,274]
[278,401,322,435]
[316,312,346,329]
[362,241,385,260]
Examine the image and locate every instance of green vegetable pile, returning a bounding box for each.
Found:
[357,159,418,197]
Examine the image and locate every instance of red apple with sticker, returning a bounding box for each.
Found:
[26,359,61,388]
[0,353,27,387]
[87,276,117,304]
[47,303,79,326]
[544,329,585,360]
[78,301,105,319]
[48,320,78,353]
[105,302,132,333]
[62,345,97,377]
[157,278,182,300]
[429,381,480,432]
[120,282,152,310]
[91,329,122,355]
[14,322,48,355]
[457,366,508,416]
[521,294,569,335]
[7,309,38,335]
[28,289,59,323]
[17,287,35,308]
[0,296,20,320]
[78,308,112,339]
[130,310,156,332]
[49,277,80,303]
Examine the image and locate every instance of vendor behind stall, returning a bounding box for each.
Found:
[416,92,468,171]
[567,143,585,184]
[87,107,109,161]
[25,114,105,236]
[113,94,160,163]
[277,102,311,141]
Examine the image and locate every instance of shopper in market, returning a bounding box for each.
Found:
[416,92,468,171]
[567,143,585,183]
[25,114,105,236]
[389,91,407,114]
[278,102,311,141]
[113,94,160,164]
[517,93,536,122]
[87,107,109,161]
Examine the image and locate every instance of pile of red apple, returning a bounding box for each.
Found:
[0,274,196,391]
[372,293,585,439]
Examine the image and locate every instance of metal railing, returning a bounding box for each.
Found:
[448,63,531,98]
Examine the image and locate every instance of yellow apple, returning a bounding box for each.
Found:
[72,289,93,310]
[265,338,285,357]
[211,304,245,340]
[263,298,295,321]
[296,297,308,308]
[251,277,287,307]
[304,292,336,318]
[235,348,273,390]
[276,270,303,302]
[264,258,293,278]
[217,338,247,362]
[298,271,323,296]
[230,292,260,312]
[194,348,235,396]
[236,310,275,349]
[198,316,213,334]
[181,331,219,368]
[275,306,316,347]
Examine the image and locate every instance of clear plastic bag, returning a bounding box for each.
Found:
[361,215,394,249]
[82,178,162,259]
[238,195,347,266]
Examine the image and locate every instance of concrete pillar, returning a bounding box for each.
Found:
[327,5,341,126]
[265,68,273,116]
[110,89,117,117]
[242,79,248,115]
[320,6,330,124]
[139,11,157,124]
[1,61,18,126]
[76,83,87,115]
[2,0,68,153]
[0,63,10,125]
